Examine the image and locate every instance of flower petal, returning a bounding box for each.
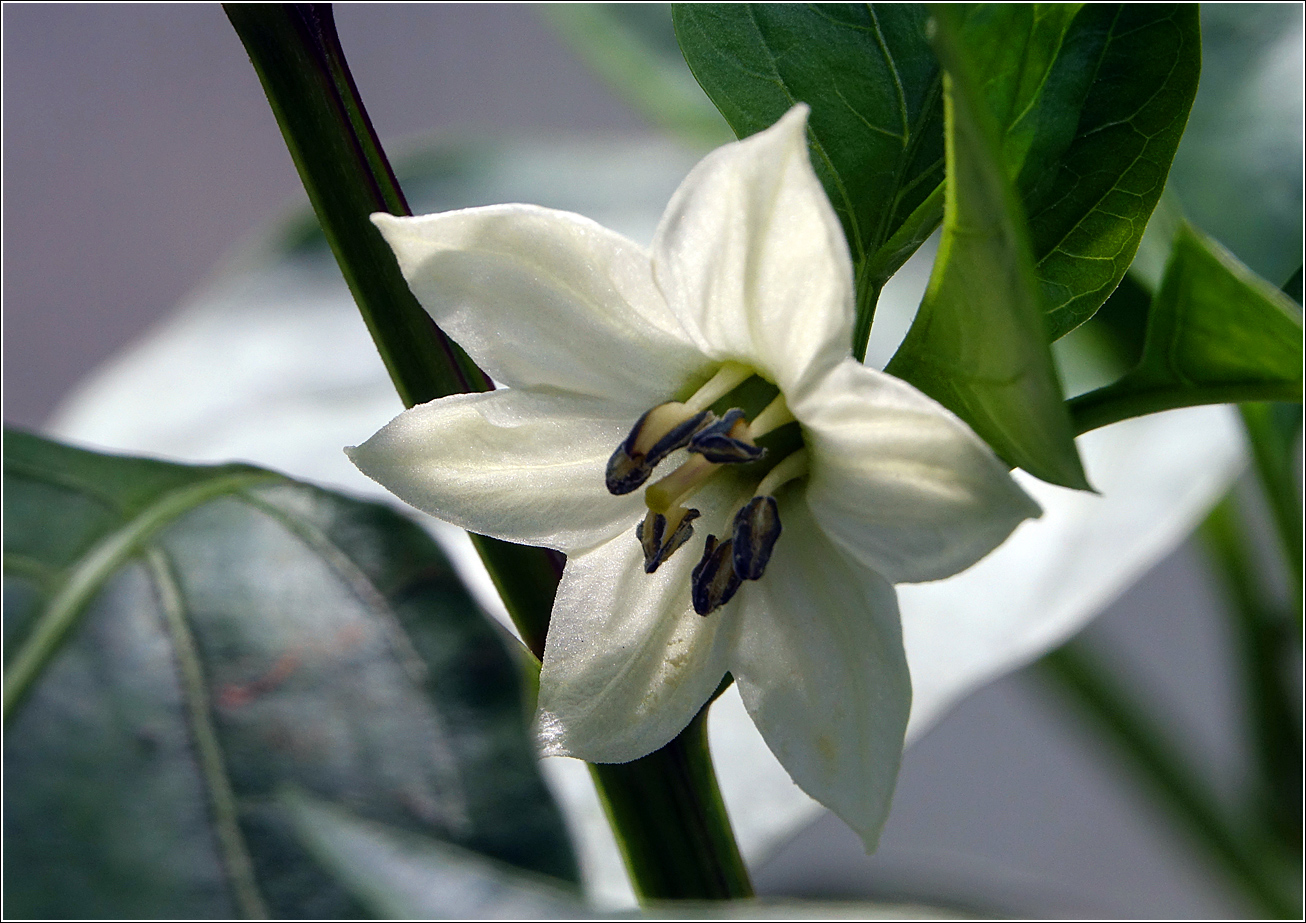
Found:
[536,484,742,763]
[372,207,704,406]
[901,404,1247,740]
[798,359,1042,584]
[346,389,646,554]
[730,493,911,850]
[651,105,854,397]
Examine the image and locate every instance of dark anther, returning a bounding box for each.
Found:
[606,407,711,495]
[688,408,766,464]
[692,534,742,615]
[731,495,781,581]
[636,508,700,573]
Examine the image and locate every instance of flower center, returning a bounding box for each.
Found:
[605,364,808,615]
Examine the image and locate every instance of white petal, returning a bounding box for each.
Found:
[731,494,911,850]
[798,359,1042,584]
[372,207,704,406]
[651,105,854,397]
[901,405,1247,741]
[536,485,742,763]
[346,388,646,554]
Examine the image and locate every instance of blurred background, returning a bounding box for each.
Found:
[4,4,1300,917]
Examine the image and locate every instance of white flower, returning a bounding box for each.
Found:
[347,105,1041,846]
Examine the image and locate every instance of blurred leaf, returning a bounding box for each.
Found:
[283,787,584,919]
[1024,5,1201,340]
[283,788,978,920]
[886,13,1088,490]
[545,4,733,147]
[1070,224,1304,435]
[673,3,946,348]
[3,430,576,918]
[1165,4,1303,286]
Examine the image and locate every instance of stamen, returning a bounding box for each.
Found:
[688,408,766,464]
[682,362,753,413]
[692,534,742,616]
[644,452,717,514]
[636,507,700,573]
[756,448,809,497]
[748,393,795,439]
[606,403,711,495]
[731,496,781,580]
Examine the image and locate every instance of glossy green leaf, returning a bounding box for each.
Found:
[1026,5,1201,340]
[672,3,946,349]
[545,4,733,148]
[1069,224,1304,435]
[886,16,1088,490]
[3,430,577,918]
[948,3,1089,183]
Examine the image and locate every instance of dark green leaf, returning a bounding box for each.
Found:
[1027,5,1201,340]
[1069,224,1304,435]
[3,430,577,918]
[673,3,946,347]
[282,788,586,919]
[886,15,1088,490]
[948,3,1089,183]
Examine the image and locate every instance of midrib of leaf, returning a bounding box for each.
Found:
[3,471,280,719]
[147,547,269,921]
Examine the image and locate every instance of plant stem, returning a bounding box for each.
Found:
[1201,496,1302,857]
[227,4,751,899]
[590,705,753,900]
[1238,403,1304,619]
[1036,640,1296,917]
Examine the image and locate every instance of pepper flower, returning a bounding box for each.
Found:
[348,105,1041,845]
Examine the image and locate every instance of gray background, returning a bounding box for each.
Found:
[1,4,1271,916]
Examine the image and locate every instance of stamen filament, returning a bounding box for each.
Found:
[748,394,795,439]
[756,448,809,497]
[645,453,717,513]
[683,362,753,413]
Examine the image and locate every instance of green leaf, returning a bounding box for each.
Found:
[3,430,577,918]
[672,3,946,348]
[1165,4,1303,287]
[544,4,734,148]
[1069,224,1304,435]
[1026,5,1201,340]
[947,3,1089,183]
[886,14,1089,490]
[282,788,585,919]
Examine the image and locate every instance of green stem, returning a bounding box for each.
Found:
[1201,497,1302,856]
[1036,640,1296,917]
[851,268,883,364]
[227,4,750,900]
[225,4,485,406]
[1237,403,1304,618]
[590,702,753,900]
[1067,380,1300,437]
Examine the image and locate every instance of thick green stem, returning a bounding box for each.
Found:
[225,4,485,406]
[227,4,749,900]
[1036,640,1296,917]
[590,703,753,900]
